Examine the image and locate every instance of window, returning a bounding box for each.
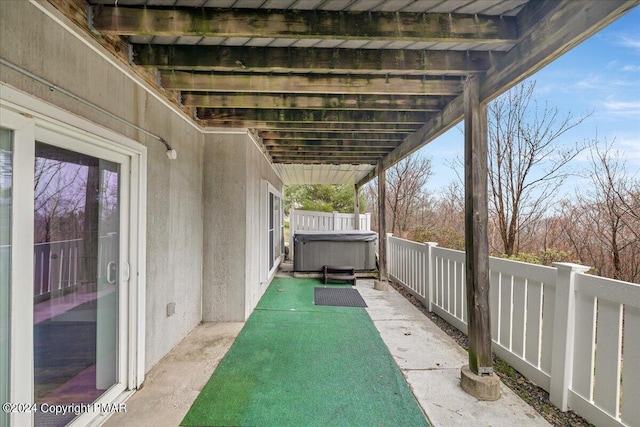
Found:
[264,183,283,278]
[269,194,283,271]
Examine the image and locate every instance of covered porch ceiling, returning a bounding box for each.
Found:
[84,0,638,185]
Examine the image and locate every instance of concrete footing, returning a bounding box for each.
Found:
[374,280,388,291]
[460,365,501,401]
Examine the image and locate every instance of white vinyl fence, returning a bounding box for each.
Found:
[387,235,640,427]
[288,209,371,259]
[33,235,118,300]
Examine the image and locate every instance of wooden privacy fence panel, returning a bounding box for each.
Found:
[386,234,640,427]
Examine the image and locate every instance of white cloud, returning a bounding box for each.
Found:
[575,74,639,94]
[584,134,640,171]
[619,35,640,50]
[575,75,605,90]
[606,60,619,70]
[621,64,640,72]
[616,137,640,168]
[602,100,640,117]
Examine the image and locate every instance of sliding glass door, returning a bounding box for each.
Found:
[0,99,144,427]
[33,143,122,426]
[0,128,12,427]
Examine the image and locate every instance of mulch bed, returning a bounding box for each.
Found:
[389,280,594,427]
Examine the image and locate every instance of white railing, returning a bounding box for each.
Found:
[387,235,640,427]
[33,235,118,299]
[288,209,371,259]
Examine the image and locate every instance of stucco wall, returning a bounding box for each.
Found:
[0,1,204,370]
[202,133,283,321]
[245,138,284,318]
[202,133,247,322]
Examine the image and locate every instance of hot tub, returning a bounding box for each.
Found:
[293,230,378,272]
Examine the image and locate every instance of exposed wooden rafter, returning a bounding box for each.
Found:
[93,7,518,43]
[271,154,381,164]
[267,146,401,157]
[181,92,451,112]
[260,132,407,142]
[80,0,640,175]
[196,108,431,124]
[250,123,423,132]
[357,0,640,186]
[133,45,502,76]
[163,72,464,96]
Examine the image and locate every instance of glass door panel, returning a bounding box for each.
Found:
[0,128,12,427]
[33,142,120,427]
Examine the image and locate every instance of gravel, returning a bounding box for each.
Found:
[389,280,595,427]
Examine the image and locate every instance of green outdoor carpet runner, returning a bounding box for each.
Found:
[181,277,430,427]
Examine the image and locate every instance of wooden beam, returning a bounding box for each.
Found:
[271,154,380,163]
[257,123,422,133]
[272,150,383,157]
[463,75,492,376]
[354,184,360,230]
[377,161,387,281]
[93,7,518,43]
[162,71,464,95]
[357,94,464,187]
[481,0,639,102]
[196,108,430,124]
[273,160,378,165]
[264,139,400,148]
[134,45,500,75]
[267,146,392,154]
[259,132,407,142]
[357,1,640,188]
[181,92,450,111]
[207,123,421,132]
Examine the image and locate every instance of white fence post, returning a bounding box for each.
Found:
[332,211,339,230]
[289,209,296,261]
[425,242,438,312]
[386,233,393,279]
[549,262,591,411]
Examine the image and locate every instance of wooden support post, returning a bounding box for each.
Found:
[464,75,493,376]
[354,184,360,230]
[377,162,387,281]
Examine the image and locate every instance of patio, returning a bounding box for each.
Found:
[104,266,548,427]
[2,2,639,426]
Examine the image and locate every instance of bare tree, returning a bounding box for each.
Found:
[428,182,466,250]
[568,142,640,282]
[615,176,640,241]
[386,155,433,236]
[487,80,590,256]
[34,158,86,243]
[363,154,433,238]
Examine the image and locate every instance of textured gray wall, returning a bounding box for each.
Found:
[0,1,204,371]
[202,134,283,321]
[202,133,248,321]
[244,139,284,316]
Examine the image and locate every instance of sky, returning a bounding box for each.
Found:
[421,6,640,198]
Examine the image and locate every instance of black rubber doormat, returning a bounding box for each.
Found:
[314,287,368,307]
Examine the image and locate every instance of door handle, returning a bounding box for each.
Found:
[107,261,117,284]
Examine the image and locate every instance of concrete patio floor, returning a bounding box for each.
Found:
[105,271,549,427]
